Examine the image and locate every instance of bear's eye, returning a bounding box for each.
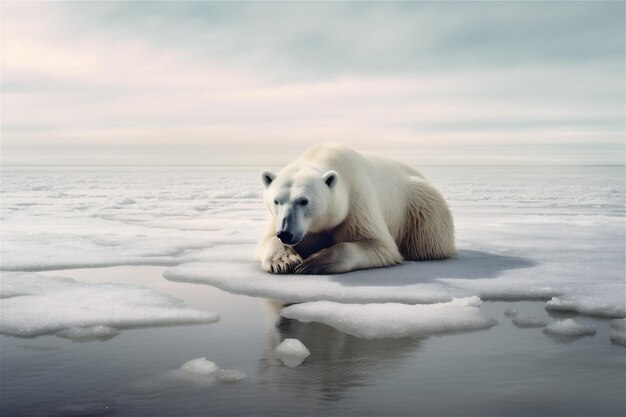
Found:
[300,199,308,206]
[273,199,279,205]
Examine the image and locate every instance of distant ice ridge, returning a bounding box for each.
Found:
[180,358,247,382]
[281,297,497,339]
[544,319,596,337]
[0,272,219,338]
[274,339,311,367]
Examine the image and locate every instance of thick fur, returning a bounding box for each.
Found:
[256,143,455,274]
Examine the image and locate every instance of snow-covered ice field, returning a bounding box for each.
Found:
[1,165,625,416]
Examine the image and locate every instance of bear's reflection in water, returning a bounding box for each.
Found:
[258,301,423,402]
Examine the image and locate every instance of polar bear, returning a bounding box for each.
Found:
[256,143,455,274]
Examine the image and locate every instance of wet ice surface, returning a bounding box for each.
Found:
[1,166,625,416]
[281,297,497,339]
[544,319,597,337]
[0,272,219,337]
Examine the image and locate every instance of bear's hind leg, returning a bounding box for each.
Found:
[401,176,456,261]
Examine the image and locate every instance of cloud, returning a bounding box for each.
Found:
[1,1,624,165]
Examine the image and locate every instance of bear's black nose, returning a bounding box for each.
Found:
[277,231,293,244]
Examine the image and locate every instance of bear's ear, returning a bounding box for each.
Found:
[322,170,338,188]
[261,171,276,188]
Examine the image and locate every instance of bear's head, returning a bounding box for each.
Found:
[261,166,347,246]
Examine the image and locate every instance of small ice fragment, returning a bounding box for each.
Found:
[274,338,311,368]
[504,308,518,317]
[180,358,219,375]
[544,319,596,337]
[610,318,626,330]
[217,369,247,383]
[610,330,626,347]
[56,325,120,342]
[512,315,549,328]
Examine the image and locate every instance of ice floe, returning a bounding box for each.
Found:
[180,358,247,382]
[281,297,497,339]
[181,358,220,375]
[545,296,626,318]
[511,315,549,328]
[0,272,219,337]
[543,319,596,337]
[274,338,311,367]
[610,330,626,347]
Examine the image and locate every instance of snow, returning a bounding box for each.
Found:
[180,358,247,382]
[543,319,596,337]
[1,166,624,343]
[281,297,497,339]
[0,272,219,337]
[181,358,220,375]
[274,338,311,367]
[503,308,519,317]
[545,296,626,318]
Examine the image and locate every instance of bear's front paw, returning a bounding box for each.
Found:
[295,248,346,275]
[261,249,303,274]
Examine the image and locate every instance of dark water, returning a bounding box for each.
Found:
[1,266,624,417]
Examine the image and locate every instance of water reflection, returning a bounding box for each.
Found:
[259,301,423,402]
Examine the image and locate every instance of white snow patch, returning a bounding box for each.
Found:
[181,358,220,376]
[546,296,626,318]
[180,358,247,382]
[0,272,219,337]
[544,319,596,337]
[274,338,311,368]
[281,297,497,339]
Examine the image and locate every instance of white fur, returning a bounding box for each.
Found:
[257,143,455,274]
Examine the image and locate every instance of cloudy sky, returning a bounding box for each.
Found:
[2,1,624,165]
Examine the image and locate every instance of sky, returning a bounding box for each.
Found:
[1,1,624,166]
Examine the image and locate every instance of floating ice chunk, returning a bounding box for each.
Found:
[610,318,626,330]
[56,325,120,342]
[0,272,219,337]
[511,315,549,328]
[610,330,626,347]
[181,358,220,376]
[274,338,311,368]
[180,359,247,383]
[546,296,626,318]
[217,369,247,383]
[544,319,596,337]
[281,297,497,339]
[504,308,519,317]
